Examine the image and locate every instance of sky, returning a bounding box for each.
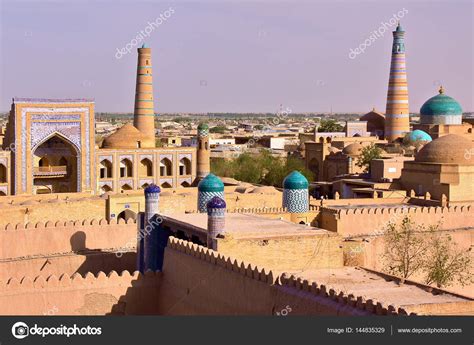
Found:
[0,0,472,113]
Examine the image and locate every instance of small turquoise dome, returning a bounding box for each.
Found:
[141,43,149,48]
[144,184,161,194]
[405,130,432,143]
[198,173,224,192]
[283,171,309,190]
[198,123,209,130]
[420,87,462,116]
[207,196,226,209]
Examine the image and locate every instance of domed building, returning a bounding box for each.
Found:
[101,123,147,149]
[360,108,385,137]
[403,130,432,144]
[400,134,474,202]
[413,86,473,140]
[342,142,364,157]
[420,86,463,125]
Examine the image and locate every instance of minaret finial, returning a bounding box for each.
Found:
[439,85,444,94]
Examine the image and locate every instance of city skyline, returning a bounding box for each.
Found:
[1,0,473,113]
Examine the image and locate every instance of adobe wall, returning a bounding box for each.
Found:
[320,204,474,236]
[0,237,409,316]
[0,218,137,259]
[0,271,161,315]
[156,237,407,316]
[0,251,136,280]
[0,196,106,227]
[346,229,474,298]
[217,232,343,275]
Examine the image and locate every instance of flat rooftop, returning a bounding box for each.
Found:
[288,267,473,314]
[162,212,332,240]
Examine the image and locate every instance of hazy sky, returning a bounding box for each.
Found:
[1,0,472,113]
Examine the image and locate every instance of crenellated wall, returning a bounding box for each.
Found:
[319,204,473,236]
[157,237,410,316]
[0,218,137,260]
[0,270,161,315]
[3,236,472,315]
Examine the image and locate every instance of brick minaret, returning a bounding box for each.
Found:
[133,43,156,148]
[206,196,226,250]
[196,122,210,180]
[384,22,410,142]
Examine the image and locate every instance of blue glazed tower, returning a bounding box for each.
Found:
[137,184,162,272]
[197,173,224,212]
[282,171,309,213]
[207,196,226,250]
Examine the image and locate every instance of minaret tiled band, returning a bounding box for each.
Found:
[384,23,410,142]
[133,44,156,148]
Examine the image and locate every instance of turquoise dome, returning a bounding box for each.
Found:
[198,123,209,130]
[420,87,462,116]
[283,171,309,190]
[141,43,149,48]
[198,173,224,192]
[405,130,432,143]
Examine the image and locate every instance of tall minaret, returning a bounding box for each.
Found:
[133,43,156,148]
[384,22,410,142]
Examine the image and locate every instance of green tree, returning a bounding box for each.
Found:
[382,216,428,279]
[423,232,473,288]
[382,217,473,288]
[356,144,382,172]
[209,126,227,134]
[317,119,343,132]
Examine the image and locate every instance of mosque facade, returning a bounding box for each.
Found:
[0,45,209,196]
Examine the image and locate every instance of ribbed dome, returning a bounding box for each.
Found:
[342,142,363,156]
[404,130,432,143]
[198,173,224,192]
[415,134,473,164]
[102,124,147,149]
[420,87,462,117]
[283,171,309,190]
[207,196,226,209]
[144,184,161,195]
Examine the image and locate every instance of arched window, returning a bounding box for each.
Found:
[59,156,68,166]
[141,183,150,189]
[179,157,191,175]
[120,159,133,178]
[160,158,172,176]
[100,159,113,179]
[117,209,136,221]
[39,157,50,167]
[139,158,153,177]
[0,164,7,183]
[180,181,190,187]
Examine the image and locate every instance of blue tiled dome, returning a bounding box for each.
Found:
[198,173,224,192]
[283,171,309,190]
[420,87,462,116]
[207,196,226,209]
[144,184,161,194]
[405,130,432,143]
